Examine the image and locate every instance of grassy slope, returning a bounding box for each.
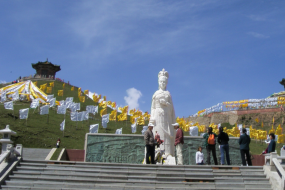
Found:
[0,80,283,155]
[0,80,146,150]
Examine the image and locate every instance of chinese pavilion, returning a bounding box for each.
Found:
[32,59,61,79]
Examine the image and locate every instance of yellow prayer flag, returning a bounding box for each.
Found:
[133,110,142,118]
[84,90,89,95]
[103,96,106,101]
[49,82,54,87]
[109,110,117,121]
[33,81,37,86]
[79,96,85,103]
[261,121,264,128]
[40,85,47,91]
[107,101,112,105]
[98,94,101,99]
[273,117,275,124]
[71,86,74,91]
[117,112,127,121]
[137,116,145,126]
[78,91,81,97]
[276,124,282,135]
[99,101,107,108]
[120,106,129,113]
[100,108,107,117]
[111,102,116,108]
[46,87,52,94]
[277,134,284,144]
[255,118,259,123]
[130,116,136,124]
[129,109,136,115]
[78,88,81,92]
[93,95,100,103]
[26,94,30,101]
[63,83,65,88]
[58,90,63,96]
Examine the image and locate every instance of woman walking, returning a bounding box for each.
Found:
[239,128,252,166]
[218,127,230,165]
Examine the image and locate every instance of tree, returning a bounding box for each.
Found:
[280,78,285,91]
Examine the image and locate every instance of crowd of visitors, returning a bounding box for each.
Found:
[144,123,277,166]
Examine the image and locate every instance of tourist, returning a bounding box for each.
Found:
[56,138,61,148]
[203,127,218,165]
[239,128,252,166]
[154,131,164,148]
[196,146,204,165]
[144,123,155,164]
[218,127,231,165]
[261,133,276,154]
[173,123,184,165]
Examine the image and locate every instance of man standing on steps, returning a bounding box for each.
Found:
[173,123,184,165]
[144,123,155,164]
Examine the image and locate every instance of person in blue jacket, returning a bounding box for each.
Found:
[239,128,252,166]
[261,133,276,155]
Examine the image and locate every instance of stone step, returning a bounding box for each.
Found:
[19,162,214,172]
[13,168,267,181]
[3,180,272,190]
[16,164,266,174]
[10,174,217,183]
[21,159,264,170]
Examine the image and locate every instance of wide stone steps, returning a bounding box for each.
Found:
[1,159,273,190]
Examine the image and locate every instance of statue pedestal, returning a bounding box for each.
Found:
[85,133,241,165]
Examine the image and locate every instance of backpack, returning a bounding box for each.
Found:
[208,134,216,145]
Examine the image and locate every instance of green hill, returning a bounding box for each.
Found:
[0,80,146,150]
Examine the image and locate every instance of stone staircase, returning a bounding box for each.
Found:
[1,159,272,190]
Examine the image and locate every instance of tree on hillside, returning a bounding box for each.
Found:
[280,78,285,91]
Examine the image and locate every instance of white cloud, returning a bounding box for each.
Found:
[0,80,7,84]
[247,32,270,39]
[124,88,142,110]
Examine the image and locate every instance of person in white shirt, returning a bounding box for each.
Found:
[196,146,204,165]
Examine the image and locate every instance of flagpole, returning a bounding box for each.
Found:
[76,111,78,130]
[26,110,28,127]
[47,108,49,124]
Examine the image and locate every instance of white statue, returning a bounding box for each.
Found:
[150,69,176,156]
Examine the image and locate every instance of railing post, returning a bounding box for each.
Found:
[282,175,285,190]
[270,152,278,166]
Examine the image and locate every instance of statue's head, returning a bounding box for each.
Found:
[158,68,169,90]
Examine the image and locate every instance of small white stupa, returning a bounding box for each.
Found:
[0,125,16,153]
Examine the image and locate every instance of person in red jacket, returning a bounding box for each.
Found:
[173,123,184,165]
[154,131,164,148]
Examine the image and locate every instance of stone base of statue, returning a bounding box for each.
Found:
[142,146,176,165]
[85,133,242,165]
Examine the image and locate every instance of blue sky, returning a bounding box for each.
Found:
[0,0,284,117]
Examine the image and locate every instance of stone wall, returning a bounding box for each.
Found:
[84,133,241,165]
[187,107,284,128]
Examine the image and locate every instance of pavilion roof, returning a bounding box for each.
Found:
[32,60,61,72]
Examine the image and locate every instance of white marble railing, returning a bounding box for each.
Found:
[272,157,285,190]
[0,152,10,165]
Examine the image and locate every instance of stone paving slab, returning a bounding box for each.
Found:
[22,148,51,161]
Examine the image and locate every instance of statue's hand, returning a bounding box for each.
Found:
[160,99,166,105]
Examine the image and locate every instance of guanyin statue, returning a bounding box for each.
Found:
[150,68,176,156]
